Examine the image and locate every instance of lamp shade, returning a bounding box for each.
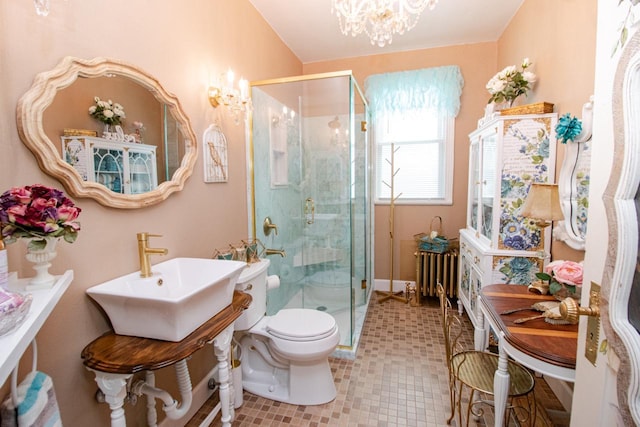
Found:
[520,183,564,222]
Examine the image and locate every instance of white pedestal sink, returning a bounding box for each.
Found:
[86,258,246,341]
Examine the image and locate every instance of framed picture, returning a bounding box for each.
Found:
[203,124,228,183]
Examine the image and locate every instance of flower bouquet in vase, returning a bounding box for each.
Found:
[0,185,81,290]
[486,58,537,111]
[88,96,126,137]
[535,260,583,301]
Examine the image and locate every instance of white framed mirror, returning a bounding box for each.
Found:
[16,56,197,209]
[602,29,640,426]
[553,97,593,250]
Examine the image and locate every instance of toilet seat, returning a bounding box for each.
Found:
[266,308,337,342]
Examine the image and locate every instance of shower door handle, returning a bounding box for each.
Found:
[304,197,315,224]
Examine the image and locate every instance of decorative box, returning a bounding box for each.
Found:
[500,102,554,116]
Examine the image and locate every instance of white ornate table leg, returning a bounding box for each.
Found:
[475,295,488,351]
[212,324,234,427]
[90,370,132,427]
[493,332,510,427]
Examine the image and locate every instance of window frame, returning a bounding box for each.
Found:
[373,110,455,206]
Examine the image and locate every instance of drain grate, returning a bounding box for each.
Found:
[316,306,327,311]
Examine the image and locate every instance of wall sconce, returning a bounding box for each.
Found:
[521,183,564,228]
[208,69,251,124]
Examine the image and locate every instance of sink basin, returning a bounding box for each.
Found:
[86,258,247,341]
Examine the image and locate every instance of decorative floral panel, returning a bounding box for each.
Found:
[498,118,553,251]
[491,255,543,285]
[574,140,591,239]
[460,260,470,294]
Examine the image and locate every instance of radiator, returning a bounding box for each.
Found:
[415,250,459,300]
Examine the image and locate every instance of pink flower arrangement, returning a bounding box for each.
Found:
[536,260,583,296]
[0,185,81,250]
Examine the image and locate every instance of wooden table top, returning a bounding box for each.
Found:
[81,291,251,374]
[480,284,578,369]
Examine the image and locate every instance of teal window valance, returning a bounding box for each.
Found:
[364,65,464,118]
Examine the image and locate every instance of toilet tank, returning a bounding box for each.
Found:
[234,259,270,331]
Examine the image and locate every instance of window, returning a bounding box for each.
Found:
[374,108,454,204]
[365,66,464,205]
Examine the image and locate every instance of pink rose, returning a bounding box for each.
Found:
[57,205,80,223]
[9,187,32,204]
[547,260,583,287]
[6,205,29,226]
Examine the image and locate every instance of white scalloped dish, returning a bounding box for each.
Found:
[0,289,32,336]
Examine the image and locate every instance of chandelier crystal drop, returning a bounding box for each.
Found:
[332,0,438,47]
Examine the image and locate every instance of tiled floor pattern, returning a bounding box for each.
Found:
[186,295,569,426]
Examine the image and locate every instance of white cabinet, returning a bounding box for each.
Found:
[457,113,557,328]
[62,136,158,194]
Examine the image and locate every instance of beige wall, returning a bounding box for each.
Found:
[305,0,597,281]
[0,1,301,425]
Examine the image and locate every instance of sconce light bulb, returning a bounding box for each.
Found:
[239,78,249,100]
[226,68,235,85]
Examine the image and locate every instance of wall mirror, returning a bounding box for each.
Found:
[553,98,593,250]
[16,56,197,209]
[602,29,640,426]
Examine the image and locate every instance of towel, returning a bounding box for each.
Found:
[0,371,62,427]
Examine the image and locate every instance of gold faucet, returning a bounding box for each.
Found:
[265,248,286,257]
[137,232,168,277]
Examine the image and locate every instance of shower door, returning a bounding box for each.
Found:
[249,72,370,348]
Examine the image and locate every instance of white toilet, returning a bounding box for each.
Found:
[234,259,340,405]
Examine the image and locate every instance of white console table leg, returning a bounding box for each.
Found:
[493,334,510,427]
[474,295,488,351]
[212,325,234,427]
[90,370,132,427]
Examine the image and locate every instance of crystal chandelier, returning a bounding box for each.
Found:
[332,0,438,47]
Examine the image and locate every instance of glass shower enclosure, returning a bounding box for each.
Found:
[249,71,372,350]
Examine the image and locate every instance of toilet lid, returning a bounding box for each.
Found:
[267,308,337,341]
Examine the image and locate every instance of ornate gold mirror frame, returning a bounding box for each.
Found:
[16,56,197,209]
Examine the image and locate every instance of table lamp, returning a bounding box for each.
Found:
[520,183,564,228]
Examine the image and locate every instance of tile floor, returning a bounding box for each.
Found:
[186,294,570,426]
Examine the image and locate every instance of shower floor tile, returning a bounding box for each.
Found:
[186,295,570,426]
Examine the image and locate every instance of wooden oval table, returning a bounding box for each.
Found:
[477,284,578,427]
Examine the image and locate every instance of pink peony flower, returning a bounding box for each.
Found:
[546,260,583,287]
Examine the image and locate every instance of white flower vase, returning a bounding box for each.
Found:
[102,123,113,138]
[24,237,58,290]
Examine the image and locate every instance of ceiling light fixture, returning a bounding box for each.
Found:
[332,0,439,47]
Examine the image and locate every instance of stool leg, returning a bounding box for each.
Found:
[465,389,476,427]
[446,380,456,424]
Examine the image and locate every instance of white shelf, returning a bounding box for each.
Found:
[0,270,73,386]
